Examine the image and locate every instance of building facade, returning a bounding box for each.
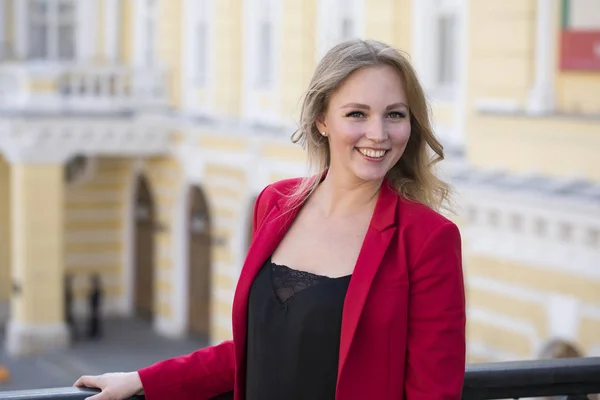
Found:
[0,0,598,363]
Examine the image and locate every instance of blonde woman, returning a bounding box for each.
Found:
[75,39,466,400]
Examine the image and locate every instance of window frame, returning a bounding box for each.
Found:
[412,0,462,101]
[13,0,99,64]
[242,0,283,126]
[143,0,159,67]
[253,0,277,90]
[181,0,215,114]
[26,0,77,61]
[412,0,468,149]
[316,0,364,59]
[194,0,211,87]
[0,0,8,59]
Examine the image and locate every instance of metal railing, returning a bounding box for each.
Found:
[0,357,598,399]
[462,356,600,399]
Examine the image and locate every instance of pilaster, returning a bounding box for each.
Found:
[5,162,69,356]
[527,0,558,114]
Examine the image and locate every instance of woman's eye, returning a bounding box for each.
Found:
[346,111,365,118]
[387,111,406,119]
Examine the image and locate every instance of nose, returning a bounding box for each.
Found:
[365,118,388,143]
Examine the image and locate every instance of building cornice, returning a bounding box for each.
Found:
[0,114,172,164]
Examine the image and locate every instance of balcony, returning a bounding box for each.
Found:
[0,357,598,399]
[0,64,170,116]
[0,64,173,161]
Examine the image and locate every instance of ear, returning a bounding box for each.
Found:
[315,114,327,135]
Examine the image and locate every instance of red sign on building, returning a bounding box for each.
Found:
[560,0,600,71]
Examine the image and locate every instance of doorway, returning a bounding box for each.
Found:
[134,175,155,321]
[187,186,212,339]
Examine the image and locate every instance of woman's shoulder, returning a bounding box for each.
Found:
[397,196,459,236]
[259,177,304,200]
[395,198,462,265]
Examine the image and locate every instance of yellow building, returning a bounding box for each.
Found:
[0,0,598,363]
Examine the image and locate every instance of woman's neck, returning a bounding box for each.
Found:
[312,169,382,218]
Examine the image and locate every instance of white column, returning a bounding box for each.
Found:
[546,294,580,345]
[527,0,557,115]
[104,0,119,62]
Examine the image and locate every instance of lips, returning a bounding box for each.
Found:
[356,148,388,159]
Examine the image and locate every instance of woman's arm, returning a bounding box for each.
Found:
[404,222,466,399]
[138,340,235,400]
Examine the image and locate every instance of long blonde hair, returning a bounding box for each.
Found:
[288,39,452,213]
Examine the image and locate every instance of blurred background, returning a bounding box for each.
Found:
[0,0,599,392]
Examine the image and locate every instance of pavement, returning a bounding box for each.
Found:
[0,318,208,392]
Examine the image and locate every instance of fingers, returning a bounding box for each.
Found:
[85,393,106,400]
[74,375,100,388]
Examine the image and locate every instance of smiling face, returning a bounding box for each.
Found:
[316,64,411,186]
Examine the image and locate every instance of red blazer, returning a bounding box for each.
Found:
[139,177,466,399]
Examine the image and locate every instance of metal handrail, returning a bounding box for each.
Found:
[462,356,600,399]
[0,387,141,399]
[0,357,599,399]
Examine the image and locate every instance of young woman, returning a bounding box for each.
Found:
[75,39,466,400]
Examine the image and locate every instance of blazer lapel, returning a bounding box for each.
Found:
[232,200,300,376]
[337,181,398,382]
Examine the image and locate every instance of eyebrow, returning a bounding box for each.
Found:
[341,102,409,110]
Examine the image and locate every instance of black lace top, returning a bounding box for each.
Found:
[245,256,352,400]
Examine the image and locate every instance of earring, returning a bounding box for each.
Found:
[321,131,327,137]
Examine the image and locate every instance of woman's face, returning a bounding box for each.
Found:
[317,65,411,185]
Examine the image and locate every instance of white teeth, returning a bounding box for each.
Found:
[358,148,386,158]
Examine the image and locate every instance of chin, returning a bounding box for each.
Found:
[352,167,390,184]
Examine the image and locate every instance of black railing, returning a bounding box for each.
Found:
[0,387,140,400]
[462,356,600,399]
[0,357,599,399]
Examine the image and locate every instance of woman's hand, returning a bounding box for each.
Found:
[73,371,144,400]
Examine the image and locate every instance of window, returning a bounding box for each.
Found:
[242,0,281,124]
[339,0,359,42]
[0,0,7,59]
[317,0,362,59]
[196,0,210,86]
[144,0,158,66]
[430,1,459,93]
[28,0,75,60]
[255,0,276,89]
[413,0,461,97]
[435,13,457,87]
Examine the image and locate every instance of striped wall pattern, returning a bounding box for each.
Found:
[64,157,131,315]
[457,186,600,363]
[145,156,184,323]
[201,161,251,342]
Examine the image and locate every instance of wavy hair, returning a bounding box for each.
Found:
[287,39,452,213]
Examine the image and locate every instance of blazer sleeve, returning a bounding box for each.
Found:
[138,340,235,400]
[137,186,271,400]
[404,222,466,400]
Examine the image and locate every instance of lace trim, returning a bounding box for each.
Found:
[270,259,344,302]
